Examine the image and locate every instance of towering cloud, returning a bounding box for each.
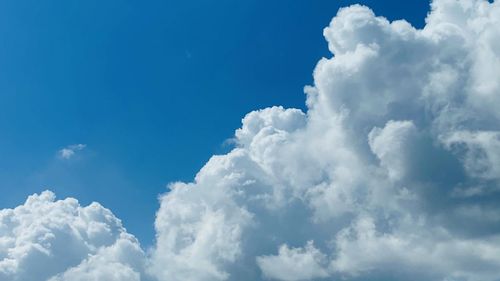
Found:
[2,0,500,280]
[150,0,500,280]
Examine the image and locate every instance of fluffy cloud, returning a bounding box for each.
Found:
[256,241,329,281]
[368,120,417,181]
[0,191,148,281]
[332,215,500,281]
[3,0,500,280]
[149,0,500,280]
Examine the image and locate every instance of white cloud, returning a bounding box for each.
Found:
[149,1,500,280]
[3,0,500,281]
[48,236,145,281]
[368,120,417,181]
[332,215,500,281]
[256,241,329,281]
[58,144,86,159]
[0,191,149,281]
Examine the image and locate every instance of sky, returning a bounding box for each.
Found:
[0,0,428,245]
[3,1,500,281]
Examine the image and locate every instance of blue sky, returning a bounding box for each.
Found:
[3,1,500,280]
[0,0,429,246]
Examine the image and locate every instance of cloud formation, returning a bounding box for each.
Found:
[150,1,500,280]
[58,144,86,159]
[0,191,148,281]
[2,0,500,280]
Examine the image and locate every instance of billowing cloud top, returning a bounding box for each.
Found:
[2,0,500,280]
[0,191,147,281]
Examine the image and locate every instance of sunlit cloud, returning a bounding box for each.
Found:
[2,1,500,280]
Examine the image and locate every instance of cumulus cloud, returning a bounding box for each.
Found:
[58,144,86,159]
[368,120,417,181]
[0,191,149,281]
[256,241,329,281]
[149,0,500,280]
[3,0,500,280]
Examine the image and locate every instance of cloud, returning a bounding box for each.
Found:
[368,120,417,181]
[256,241,329,281]
[149,0,500,280]
[3,0,500,280]
[58,144,86,160]
[0,191,149,281]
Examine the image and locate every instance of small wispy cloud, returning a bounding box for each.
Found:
[58,144,86,159]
